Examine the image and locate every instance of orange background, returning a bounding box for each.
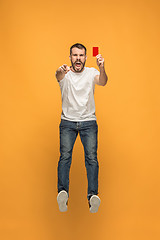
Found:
[0,0,160,239]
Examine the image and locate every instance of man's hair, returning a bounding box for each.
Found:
[70,43,87,55]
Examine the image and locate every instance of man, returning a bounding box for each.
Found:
[55,43,108,213]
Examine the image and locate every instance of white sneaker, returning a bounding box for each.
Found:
[57,190,68,212]
[89,195,101,213]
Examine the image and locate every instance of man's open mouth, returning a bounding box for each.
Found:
[75,62,81,67]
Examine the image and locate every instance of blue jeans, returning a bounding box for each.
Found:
[57,119,99,200]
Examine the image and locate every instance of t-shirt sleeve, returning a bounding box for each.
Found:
[91,67,100,83]
[92,67,100,77]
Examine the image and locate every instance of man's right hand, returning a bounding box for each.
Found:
[55,64,71,82]
[59,64,71,74]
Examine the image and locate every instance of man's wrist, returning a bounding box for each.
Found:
[99,66,105,72]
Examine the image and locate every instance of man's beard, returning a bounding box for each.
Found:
[71,60,86,72]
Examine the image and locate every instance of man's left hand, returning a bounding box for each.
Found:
[96,54,104,68]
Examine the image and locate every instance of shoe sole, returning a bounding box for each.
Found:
[57,190,68,212]
[90,195,101,213]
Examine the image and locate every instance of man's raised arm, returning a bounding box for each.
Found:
[94,54,108,86]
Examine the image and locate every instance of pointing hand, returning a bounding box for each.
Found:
[60,64,71,74]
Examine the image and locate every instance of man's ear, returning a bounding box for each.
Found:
[69,55,71,61]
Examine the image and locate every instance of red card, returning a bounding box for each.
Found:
[93,47,99,57]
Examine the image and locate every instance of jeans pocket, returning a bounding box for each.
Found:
[59,119,68,128]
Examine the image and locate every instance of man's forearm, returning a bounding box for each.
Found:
[99,67,108,86]
[55,68,65,82]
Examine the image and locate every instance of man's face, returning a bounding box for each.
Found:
[69,47,87,73]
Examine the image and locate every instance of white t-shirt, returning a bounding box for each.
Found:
[58,67,100,122]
